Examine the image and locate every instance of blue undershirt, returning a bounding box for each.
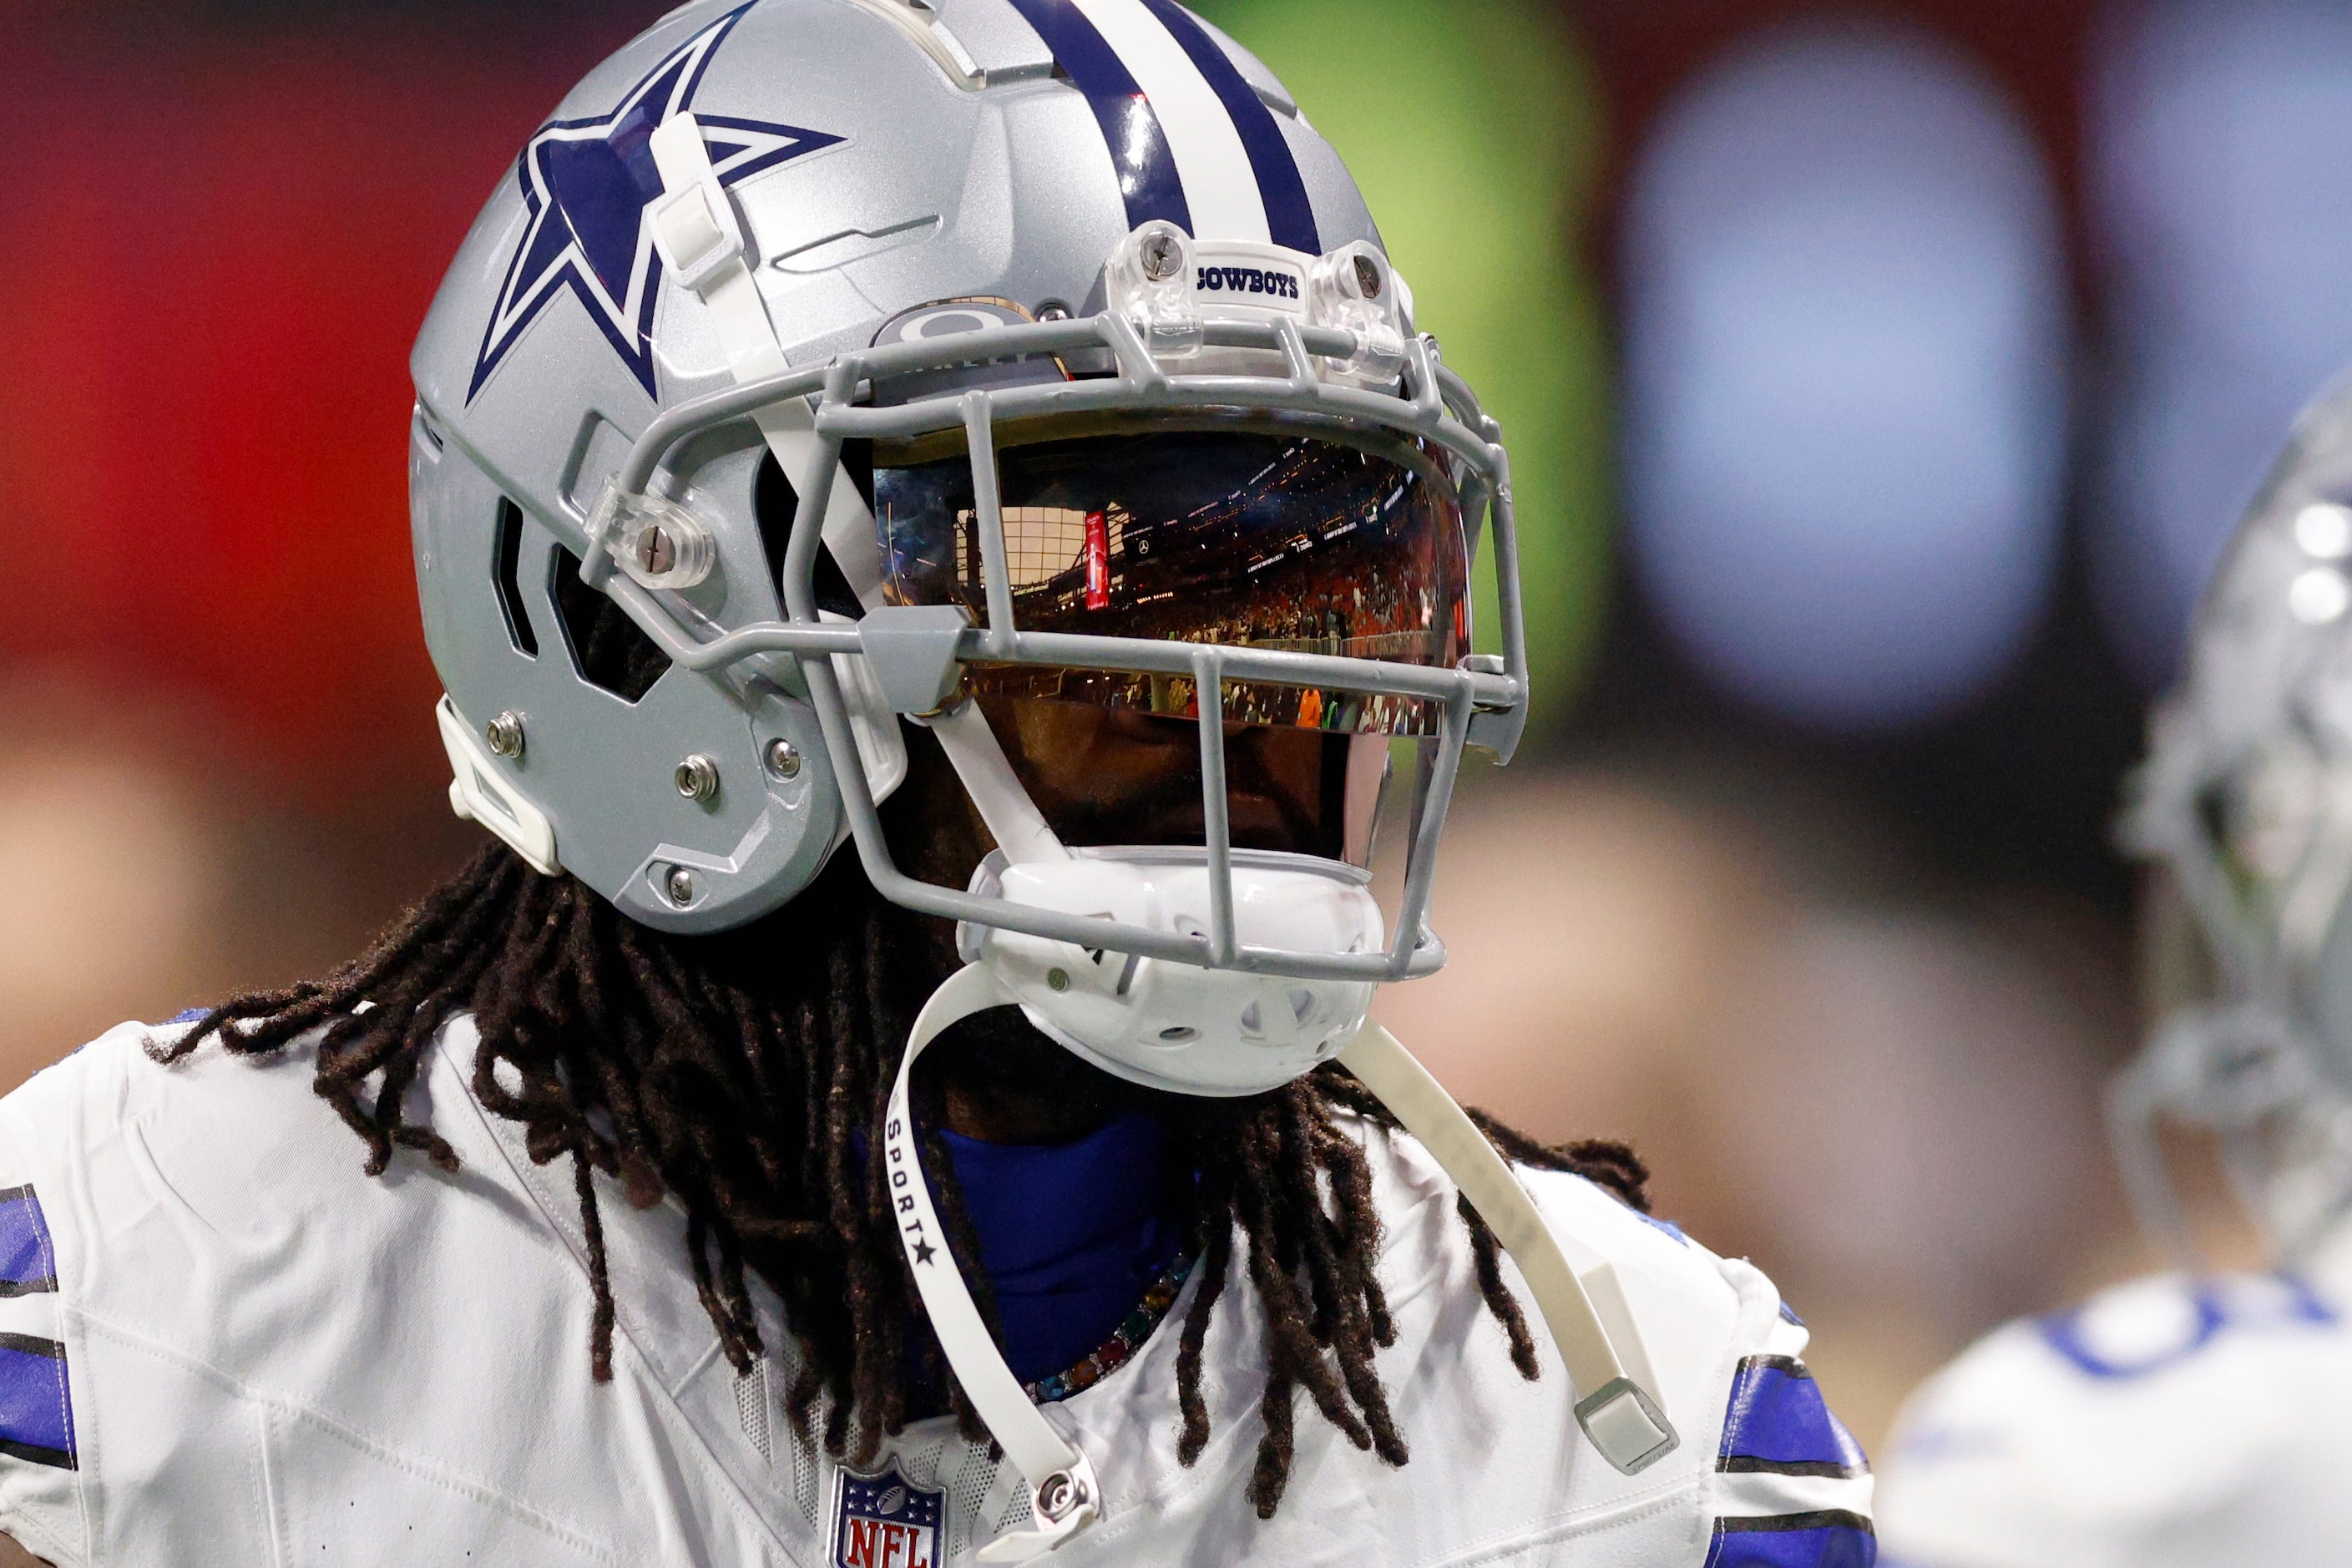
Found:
[934,1113,1184,1384]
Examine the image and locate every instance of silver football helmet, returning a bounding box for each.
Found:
[2118,370,2352,1268]
[410,1,1672,1551]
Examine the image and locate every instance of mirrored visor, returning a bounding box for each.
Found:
[872,412,1470,736]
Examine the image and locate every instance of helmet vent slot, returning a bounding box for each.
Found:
[552,544,672,703]
[493,498,540,658]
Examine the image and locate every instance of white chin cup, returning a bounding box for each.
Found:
[956,847,1383,1097]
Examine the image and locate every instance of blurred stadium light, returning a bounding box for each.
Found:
[1620,19,2072,730]
[1192,0,1612,731]
[2087,0,2352,682]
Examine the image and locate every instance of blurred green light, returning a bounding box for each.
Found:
[1192,0,1612,735]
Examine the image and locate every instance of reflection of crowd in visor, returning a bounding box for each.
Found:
[875,422,1472,736]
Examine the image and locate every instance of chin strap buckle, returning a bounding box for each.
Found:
[1573,1377,1678,1474]
[976,1458,1102,1564]
[646,118,748,295]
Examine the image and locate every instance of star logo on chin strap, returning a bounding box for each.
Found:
[911,1238,938,1266]
[468,3,844,402]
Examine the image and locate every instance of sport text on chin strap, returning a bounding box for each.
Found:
[645,111,1677,1561]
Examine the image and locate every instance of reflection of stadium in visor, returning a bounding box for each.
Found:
[872,413,1471,735]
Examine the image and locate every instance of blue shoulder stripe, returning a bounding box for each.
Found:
[1705,1510,1875,1567]
[1131,0,1319,253]
[1005,0,1193,235]
[0,1333,73,1470]
[0,1188,58,1300]
[1719,1355,1869,1479]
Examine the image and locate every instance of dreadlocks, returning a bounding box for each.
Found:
[157,830,1649,1519]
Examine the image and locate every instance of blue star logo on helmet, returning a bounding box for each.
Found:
[468,3,843,402]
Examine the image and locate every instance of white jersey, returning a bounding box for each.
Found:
[0,1018,1872,1566]
[1874,1247,2352,1567]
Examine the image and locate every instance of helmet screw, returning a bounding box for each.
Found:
[763,738,803,781]
[632,523,679,578]
[1046,968,1070,993]
[1352,254,1383,299]
[1140,231,1184,282]
[665,866,697,906]
[1036,303,1072,322]
[1036,1470,1085,1522]
[484,711,526,760]
[675,754,721,803]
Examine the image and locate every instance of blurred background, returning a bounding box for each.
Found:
[3,0,2339,1449]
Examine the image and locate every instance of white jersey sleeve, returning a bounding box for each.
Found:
[1874,1268,2352,1568]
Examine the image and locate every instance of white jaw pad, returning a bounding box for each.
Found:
[438,696,560,876]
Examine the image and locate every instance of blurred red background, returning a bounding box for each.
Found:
[0,5,653,806]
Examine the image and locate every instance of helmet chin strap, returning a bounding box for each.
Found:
[645,115,877,599]
[885,976,1681,1562]
[918,701,1070,868]
[885,964,1103,1563]
[645,113,1059,853]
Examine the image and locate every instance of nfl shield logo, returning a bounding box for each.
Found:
[831,1459,943,1568]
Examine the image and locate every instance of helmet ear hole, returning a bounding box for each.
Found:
[551,545,672,703]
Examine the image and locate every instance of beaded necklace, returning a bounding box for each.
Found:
[1026,1250,1196,1404]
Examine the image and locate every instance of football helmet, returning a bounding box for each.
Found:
[409,1,1672,1550]
[2118,370,2352,1267]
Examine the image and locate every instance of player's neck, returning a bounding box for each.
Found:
[943,1077,1110,1144]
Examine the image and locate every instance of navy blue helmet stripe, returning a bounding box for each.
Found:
[1133,0,1319,253]
[1006,0,1193,235]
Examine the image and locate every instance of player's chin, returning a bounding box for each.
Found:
[1126,793,1312,857]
